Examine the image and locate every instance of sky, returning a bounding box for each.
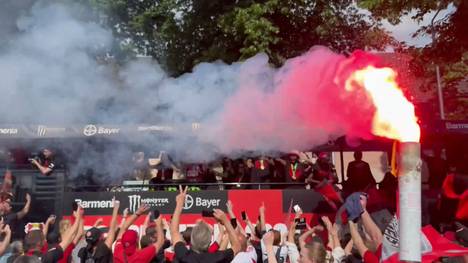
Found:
[382,4,456,47]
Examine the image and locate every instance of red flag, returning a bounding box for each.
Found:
[382,222,468,262]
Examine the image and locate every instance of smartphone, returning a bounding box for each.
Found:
[150,210,160,221]
[241,211,247,221]
[202,210,214,217]
[295,218,307,230]
[293,205,301,213]
[72,201,78,211]
[230,218,238,229]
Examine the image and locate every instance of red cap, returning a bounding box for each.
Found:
[122,230,138,256]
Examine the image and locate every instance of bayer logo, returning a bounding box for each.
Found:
[183,194,194,210]
[83,125,97,136]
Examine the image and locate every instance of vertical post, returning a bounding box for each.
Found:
[435,66,445,119]
[398,142,421,262]
[339,149,345,183]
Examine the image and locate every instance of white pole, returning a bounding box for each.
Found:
[398,142,422,262]
[435,65,445,120]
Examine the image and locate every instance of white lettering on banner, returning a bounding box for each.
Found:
[128,195,170,213]
[75,199,113,209]
[0,128,18,135]
[37,126,66,137]
[98,127,120,135]
[195,197,220,208]
[137,126,174,132]
[446,122,468,129]
[83,125,120,136]
[182,194,221,210]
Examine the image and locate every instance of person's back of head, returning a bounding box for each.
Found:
[353,151,363,161]
[13,255,41,263]
[271,230,281,246]
[182,227,193,245]
[191,221,212,253]
[304,241,327,263]
[24,230,44,255]
[10,240,24,255]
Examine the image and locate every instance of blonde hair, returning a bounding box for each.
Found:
[305,242,328,263]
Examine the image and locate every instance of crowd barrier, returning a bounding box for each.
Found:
[63,189,334,226]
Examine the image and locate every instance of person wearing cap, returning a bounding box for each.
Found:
[78,198,120,263]
[113,203,164,263]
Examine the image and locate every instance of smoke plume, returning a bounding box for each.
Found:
[0,1,381,179]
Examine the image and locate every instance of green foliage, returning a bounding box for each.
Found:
[359,0,468,120]
[88,0,393,75]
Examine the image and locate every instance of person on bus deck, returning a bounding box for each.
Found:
[344,151,376,195]
[30,148,55,176]
[276,153,310,189]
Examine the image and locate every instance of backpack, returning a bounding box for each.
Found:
[263,245,285,263]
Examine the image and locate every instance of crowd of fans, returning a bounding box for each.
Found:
[0,146,466,262]
[0,185,466,263]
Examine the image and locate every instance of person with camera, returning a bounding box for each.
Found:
[29,148,55,176]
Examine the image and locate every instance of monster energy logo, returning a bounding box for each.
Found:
[128,195,141,213]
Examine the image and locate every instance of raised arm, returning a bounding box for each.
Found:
[117,204,149,240]
[263,231,278,263]
[118,208,129,229]
[0,225,11,256]
[299,225,323,250]
[287,219,297,244]
[322,216,340,249]
[360,195,382,246]
[152,215,165,252]
[244,213,259,241]
[105,198,120,248]
[259,202,266,232]
[31,159,53,175]
[42,215,56,237]
[349,221,368,257]
[213,209,241,255]
[59,207,82,251]
[73,218,84,245]
[17,193,31,219]
[170,186,188,245]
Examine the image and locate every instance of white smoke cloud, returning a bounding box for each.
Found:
[0,2,379,179]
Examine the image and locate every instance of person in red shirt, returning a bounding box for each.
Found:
[113,204,164,263]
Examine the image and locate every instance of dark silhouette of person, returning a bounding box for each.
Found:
[344,151,376,195]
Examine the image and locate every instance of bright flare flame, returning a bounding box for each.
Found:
[346,66,420,142]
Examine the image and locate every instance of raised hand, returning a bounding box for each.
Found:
[213,209,229,225]
[259,202,265,214]
[46,215,56,226]
[135,204,150,216]
[176,185,188,207]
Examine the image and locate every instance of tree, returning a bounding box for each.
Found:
[358,0,468,120]
[89,0,394,75]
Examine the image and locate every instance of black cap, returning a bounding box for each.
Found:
[85,227,102,245]
[47,231,61,245]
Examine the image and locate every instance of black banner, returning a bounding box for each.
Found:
[63,190,227,215]
[281,189,334,213]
